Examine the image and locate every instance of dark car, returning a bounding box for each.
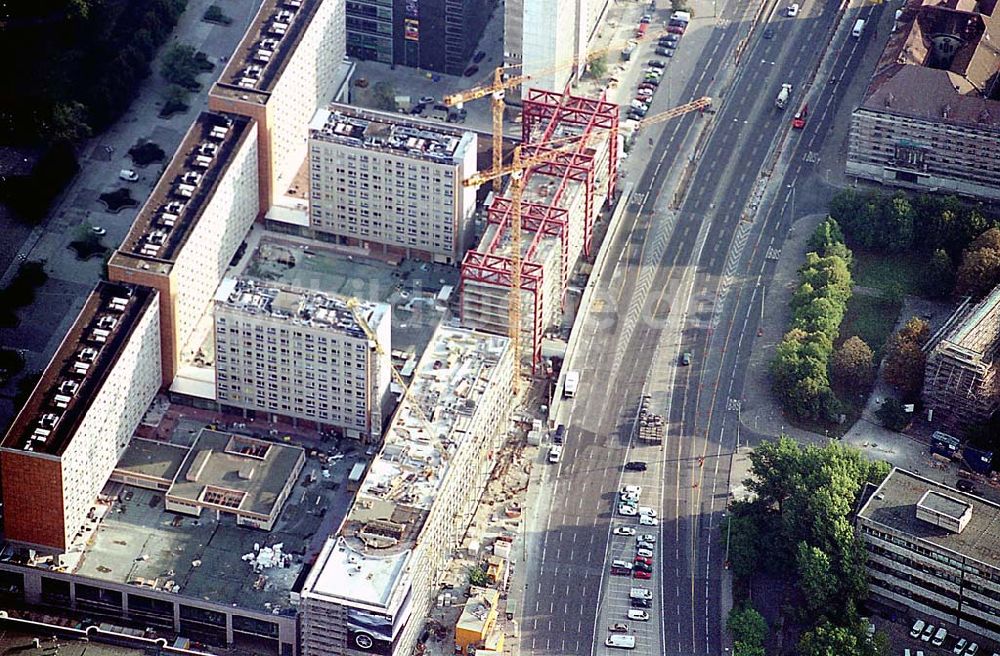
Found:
[633,562,653,572]
[681,352,692,366]
[648,60,666,69]
[410,103,426,115]
[464,65,479,77]
[957,479,975,492]
[655,47,672,57]
[763,27,775,39]
[631,597,653,609]
[553,424,566,445]
[625,461,648,472]
[663,40,678,49]
[473,50,486,63]
[640,13,652,23]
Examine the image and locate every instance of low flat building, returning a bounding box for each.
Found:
[857,468,1000,642]
[0,283,160,552]
[214,278,392,440]
[108,113,259,387]
[455,586,501,655]
[298,327,513,656]
[307,104,478,264]
[846,0,1000,200]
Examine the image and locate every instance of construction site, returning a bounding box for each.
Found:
[924,285,1000,429]
[459,89,620,369]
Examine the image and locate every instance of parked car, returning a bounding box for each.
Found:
[931,627,947,647]
[614,526,637,536]
[636,549,654,558]
[633,562,653,573]
[648,59,666,69]
[921,624,935,642]
[763,27,775,39]
[955,638,969,654]
[464,65,479,77]
[637,540,655,550]
[667,23,686,34]
[640,515,658,526]
[473,50,486,63]
[639,534,656,543]
[787,3,799,17]
[625,461,647,471]
[609,623,629,633]
[910,620,925,638]
[634,555,653,565]
[627,609,649,621]
[619,504,638,516]
[631,597,652,608]
[967,643,979,656]
[655,47,672,57]
[91,226,107,236]
[633,569,652,579]
[119,169,139,182]
[640,13,652,22]
[681,352,692,366]
[957,479,975,492]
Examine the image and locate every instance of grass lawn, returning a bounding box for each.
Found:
[839,292,901,360]
[852,249,925,297]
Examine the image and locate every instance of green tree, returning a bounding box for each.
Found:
[724,505,768,578]
[882,340,925,397]
[799,621,862,656]
[588,53,607,79]
[745,436,802,514]
[468,566,489,587]
[796,542,837,615]
[161,44,205,90]
[44,101,91,144]
[874,194,915,252]
[372,81,398,111]
[726,603,768,648]
[924,248,955,299]
[876,397,911,431]
[897,317,930,346]
[830,336,875,391]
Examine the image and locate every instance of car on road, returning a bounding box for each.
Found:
[619,504,638,516]
[633,569,652,579]
[921,624,935,641]
[614,526,637,536]
[910,620,926,638]
[119,169,139,182]
[792,103,808,129]
[639,534,656,543]
[956,639,969,654]
[647,60,666,69]
[91,226,107,236]
[957,479,975,492]
[464,65,479,77]
[637,540,655,551]
[640,515,659,526]
[630,597,652,608]
[681,352,692,366]
[786,3,799,16]
[628,609,650,621]
[763,27,775,39]
[625,461,648,471]
[636,549,654,559]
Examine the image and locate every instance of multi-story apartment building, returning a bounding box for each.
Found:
[308,104,478,264]
[0,283,160,552]
[108,113,259,387]
[846,0,1000,200]
[347,0,491,74]
[857,468,1000,642]
[506,0,609,99]
[209,0,351,212]
[298,327,512,656]
[214,278,392,440]
[924,285,1000,428]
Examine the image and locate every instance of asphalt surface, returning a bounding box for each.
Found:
[519,0,888,654]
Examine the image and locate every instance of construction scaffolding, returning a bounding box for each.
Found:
[924,286,1000,429]
[459,89,619,369]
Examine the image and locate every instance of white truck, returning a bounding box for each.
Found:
[775,83,792,109]
[563,370,580,398]
[605,635,637,649]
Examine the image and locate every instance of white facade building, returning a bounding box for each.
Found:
[307,105,478,264]
[109,113,259,386]
[214,278,391,440]
[0,283,161,552]
[299,327,513,656]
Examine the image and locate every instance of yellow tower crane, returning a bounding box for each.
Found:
[443,25,690,192]
[460,97,713,394]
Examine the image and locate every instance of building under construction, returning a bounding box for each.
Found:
[924,286,1000,429]
[459,89,619,368]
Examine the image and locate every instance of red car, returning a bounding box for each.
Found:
[792,104,808,129]
[634,570,652,579]
[634,556,653,565]
[667,24,686,34]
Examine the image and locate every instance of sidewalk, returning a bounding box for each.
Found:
[0,0,264,427]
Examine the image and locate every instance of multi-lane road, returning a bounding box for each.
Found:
[518,0,887,653]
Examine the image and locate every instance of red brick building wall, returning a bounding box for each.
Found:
[1,450,65,551]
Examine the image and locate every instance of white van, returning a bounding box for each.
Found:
[670,10,690,23]
[605,635,636,649]
[853,18,865,37]
[119,169,139,182]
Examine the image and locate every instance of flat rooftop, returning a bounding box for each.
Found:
[477,220,560,268]
[210,0,325,104]
[0,283,157,456]
[168,429,304,517]
[215,277,387,341]
[309,104,475,165]
[858,468,1000,569]
[115,437,189,484]
[109,113,253,276]
[304,327,510,609]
